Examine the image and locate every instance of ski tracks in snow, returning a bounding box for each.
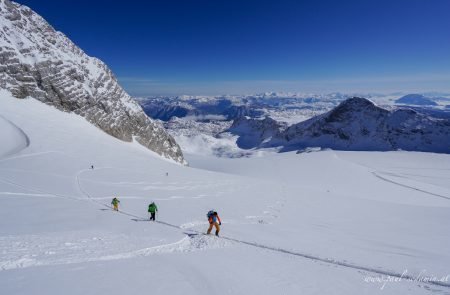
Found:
[0,115,30,159]
[372,171,450,201]
[75,165,450,290]
[0,233,232,271]
[2,158,448,291]
[332,152,450,201]
[0,175,81,201]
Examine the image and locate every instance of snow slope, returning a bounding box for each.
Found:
[1,90,450,294]
[0,115,28,158]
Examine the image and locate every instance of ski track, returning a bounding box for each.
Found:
[0,176,81,201]
[0,115,30,159]
[389,171,450,180]
[0,233,232,271]
[172,224,450,289]
[0,192,59,199]
[16,165,443,290]
[0,150,64,164]
[0,167,233,271]
[1,159,448,290]
[163,171,450,290]
[333,152,450,201]
[372,172,450,201]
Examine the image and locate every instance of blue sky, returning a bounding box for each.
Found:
[17,0,450,96]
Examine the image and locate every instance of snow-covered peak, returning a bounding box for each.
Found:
[0,0,185,164]
[334,97,377,109]
[324,97,385,123]
[278,97,450,153]
[223,97,450,153]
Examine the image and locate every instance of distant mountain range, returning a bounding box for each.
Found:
[139,94,450,155]
[230,97,450,153]
[138,96,265,121]
[137,93,351,123]
[138,92,450,123]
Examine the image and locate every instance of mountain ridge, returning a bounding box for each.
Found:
[228,97,450,153]
[0,0,186,164]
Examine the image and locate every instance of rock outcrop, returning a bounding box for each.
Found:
[227,116,285,149]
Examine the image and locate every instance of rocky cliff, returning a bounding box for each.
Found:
[0,0,186,164]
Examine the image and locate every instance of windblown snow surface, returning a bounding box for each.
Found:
[0,90,449,294]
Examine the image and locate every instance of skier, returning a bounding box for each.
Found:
[148,202,158,221]
[111,197,120,211]
[206,210,221,236]
[91,165,94,169]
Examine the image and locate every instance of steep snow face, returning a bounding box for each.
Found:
[278,97,450,153]
[0,0,185,164]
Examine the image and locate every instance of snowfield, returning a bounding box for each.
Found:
[1,90,450,294]
[0,115,29,158]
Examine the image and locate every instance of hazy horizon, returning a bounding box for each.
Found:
[119,75,450,97]
[16,0,450,97]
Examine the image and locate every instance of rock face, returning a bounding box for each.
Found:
[0,0,186,164]
[227,116,285,149]
[278,97,450,153]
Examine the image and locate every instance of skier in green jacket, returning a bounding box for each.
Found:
[148,202,158,221]
[111,197,120,211]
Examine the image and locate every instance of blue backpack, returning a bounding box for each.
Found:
[207,210,215,219]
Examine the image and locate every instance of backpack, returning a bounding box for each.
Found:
[207,210,215,219]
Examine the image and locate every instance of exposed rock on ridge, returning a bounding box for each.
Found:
[0,0,185,164]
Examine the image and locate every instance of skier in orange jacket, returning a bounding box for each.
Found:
[206,210,221,236]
